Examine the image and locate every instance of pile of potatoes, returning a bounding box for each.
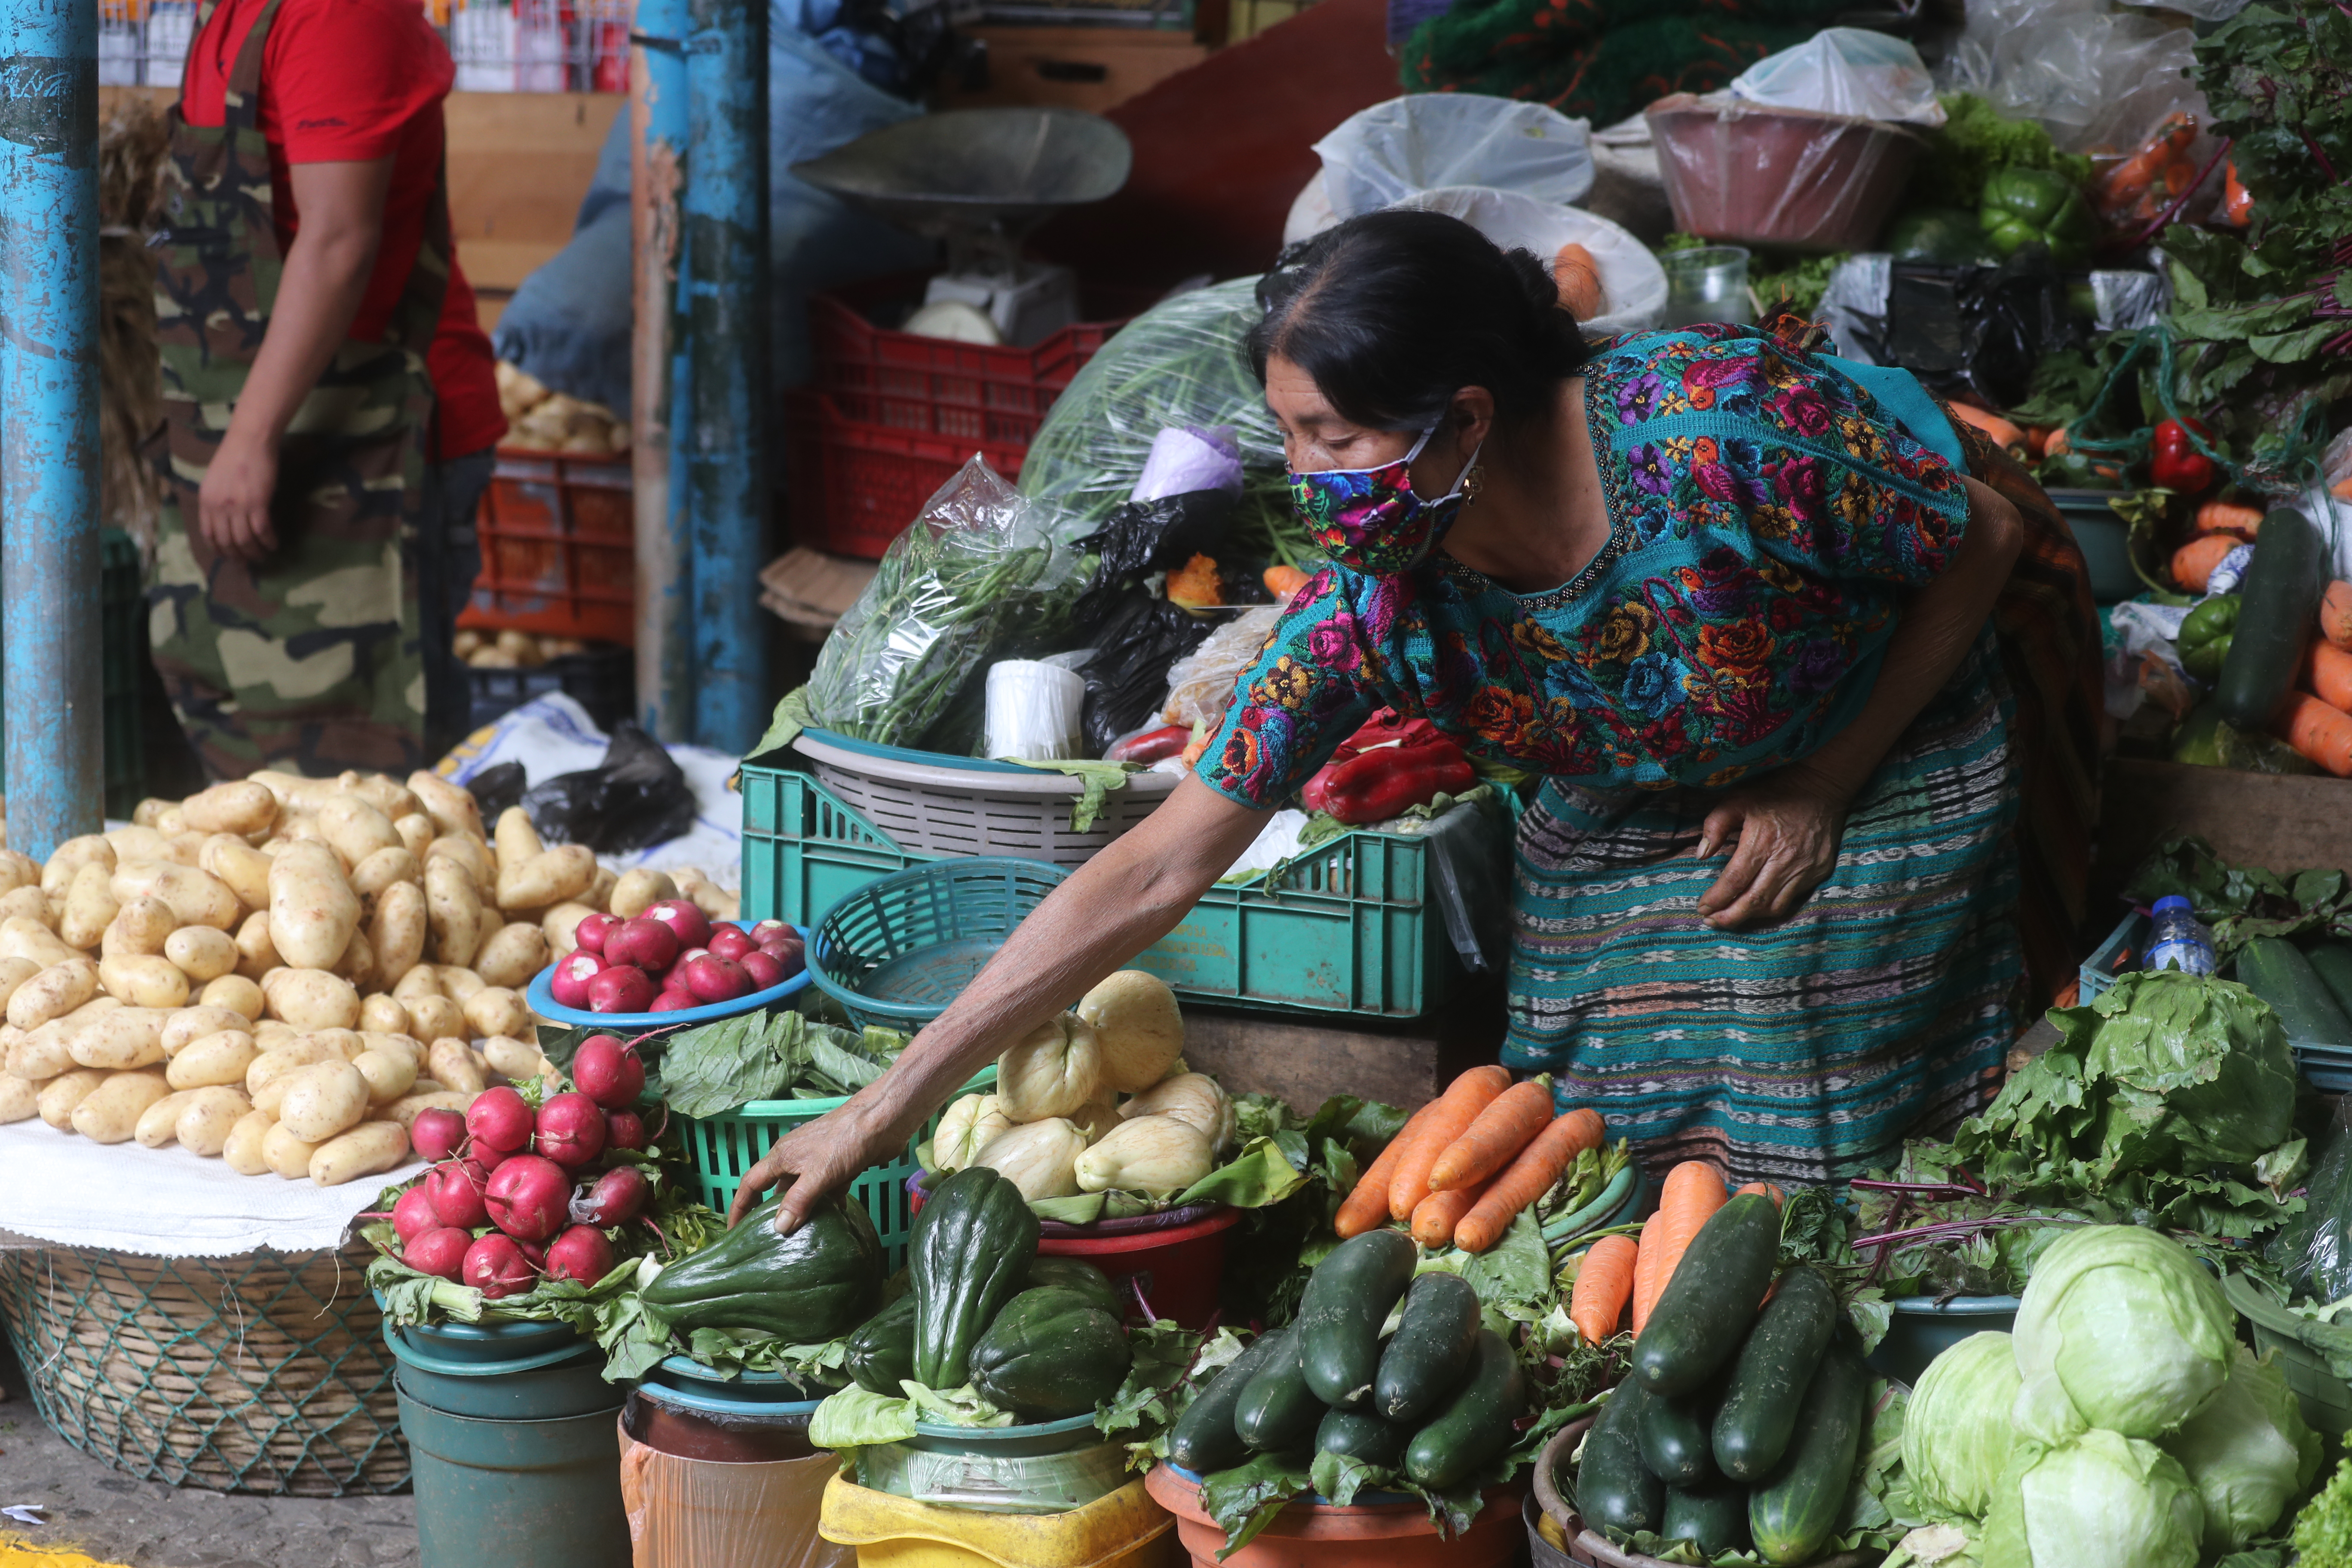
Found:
[496,362,630,456]
[0,769,738,1189]
[453,629,591,670]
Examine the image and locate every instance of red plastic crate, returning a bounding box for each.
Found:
[460,447,635,646]
[783,391,1031,560]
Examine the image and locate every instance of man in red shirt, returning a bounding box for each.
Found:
[147,0,507,772]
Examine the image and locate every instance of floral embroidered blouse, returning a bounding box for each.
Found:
[1194,324,1973,805]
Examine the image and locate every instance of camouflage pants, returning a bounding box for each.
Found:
[418,446,494,761]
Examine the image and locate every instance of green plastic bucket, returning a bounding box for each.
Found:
[1865,1295,2020,1387]
[643,1355,829,1406]
[905,1410,1102,1458]
[390,1312,580,1365]
[388,1333,618,1421]
[2224,1271,2352,1434]
[396,1382,629,1568]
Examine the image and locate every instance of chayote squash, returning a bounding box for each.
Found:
[640,1193,883,1339]
[910,1166,1040,1389]
[1075,1114,1213,1196]
[844,1292,918,1395]
[968,1286,1133,1420]
[1028,1256,1123,1319]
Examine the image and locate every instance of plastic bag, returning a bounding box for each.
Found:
[808,457,1087,751]
[466,760,528,822]
[1162,606,1284,731]
[854,1437,1131,1513]
[1387,186,1667,338]
[1132,426,1243,503]
[1883,252,2080,411]
[1067,491,1236,755]
[619,1430,851,1568]
[521,721,700,854]
[1313,93,1595,219]
[1937,0,2208,157]
[2270,1106,2352,1301]
[1727,29,1945,127]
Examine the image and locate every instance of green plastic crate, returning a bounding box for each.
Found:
[2081,909,2347,1089]
[0,529,149,820]
[739,761,1463,1018]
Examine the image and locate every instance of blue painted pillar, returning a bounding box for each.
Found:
[630,0,694,742]
[680,0,768,754]
[0,2,102,863]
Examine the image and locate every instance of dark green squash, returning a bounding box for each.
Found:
[968,1287,1132,1420]
[910,1166,1040,1389]
[844,1293,918,1396]
[1027,1256,1122,1318]
[640,1194,883,1339]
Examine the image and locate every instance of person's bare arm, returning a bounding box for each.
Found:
[731,775,1272,1231]
[199,157,394,562]
[1694,474,2025,927]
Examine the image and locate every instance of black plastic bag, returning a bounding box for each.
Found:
[1080,597,1217,756]
[1069,490,1236,640]
[521,721,698,854]
[467,761,527,823]
[1885,249,2080,410]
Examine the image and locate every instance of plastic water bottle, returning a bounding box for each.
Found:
[2147,894,2217,976]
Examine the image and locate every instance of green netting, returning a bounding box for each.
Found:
[0,1243,409,1496]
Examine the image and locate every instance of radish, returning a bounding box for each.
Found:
[426,1161,490,1228]
[757,930,804,959]
[411,1107,467,1164]
[748,919,792,942]
[572,1033,644,1110]
[545,1225,616,1283]
[643,898,711,951]
[515,1237,547,1269]
[707,925,755,962]
[604,1110,648,1152]
[485,1155,572,1242]
[738,949,787,990]
[392,1186,441,1243]
[547,949,607,1010]
[681,953,750,1003]
[462,1234,538,1299]
[404,1227,472,1281]
[575,1164,650,1225]
[467,1085,535,1153]
[574,912,620,955]
[472,1144,516,1175]
[605,917,680,974]
[649,990,697,1013]
[588,964,656,1014]
[535,1091,609,1169]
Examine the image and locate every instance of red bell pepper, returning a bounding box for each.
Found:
[1302,708,1474,824]
[2151,418,2217,496]
[1106,724,1190,764]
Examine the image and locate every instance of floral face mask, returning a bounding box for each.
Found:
[1287,425,1482,576]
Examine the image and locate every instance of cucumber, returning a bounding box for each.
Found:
[1373,1271,1479,1424]
[1632,1193,1781,1396]
[1577,1381,1664,1540]
[1298,1229,1417,1410]
[1233,1326,1323,1454]
[2310,943,2352,1018]
[1638,1386,1718,1488]
[1401,1329,1523,1490]
[1664,1483,1753,1556]
[2239,937,2352,1046]
[1168,1327,1288,1474]
[1749,1351,1868,1567]
[2216,508,2325,729]
[1315,1406,1409,1470]
[1713,1265,1838,1481]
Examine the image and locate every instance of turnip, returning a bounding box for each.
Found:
[467,1085,535,1152]
[547,949,607,1010]
[574,912,619,955]
[426,1161,490,1228]
[575,1164,650,1225]
[587,964,656,1014]
[404,1227,472,1281]
[604,917,680,975]
[707,924,755,962]
[572,1033,645,1110]
[681,953,750,1003]
[649,989,697,1013]
[392,1186,441,1243]
[411,1107,467,1164]
[545,1225,616,1283]
[485,1154,572,1242]
[535,1091,608,1169]
[643,898,712,951]
[604,1110,648,1152]
[462,1233,537,1298]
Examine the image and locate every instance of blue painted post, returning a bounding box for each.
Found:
[630,0,694,742]
[680,0,768,754]
[0,2,103,864]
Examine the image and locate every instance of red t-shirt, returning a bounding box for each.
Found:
[181,0,507,460]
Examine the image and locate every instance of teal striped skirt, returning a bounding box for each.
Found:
[1501,631,2022,1186]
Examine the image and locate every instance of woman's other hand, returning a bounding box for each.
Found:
[727,1096,910,1234]
[199,432,281,562]
[1691,761,1853,928]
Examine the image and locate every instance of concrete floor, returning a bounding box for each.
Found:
[0,1341,417,1568]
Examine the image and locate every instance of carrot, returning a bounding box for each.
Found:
[1947,401,2026,456]
[2334,476,2352,502]
[2194,500,2265,538]
[2171,534,2239,593]
[1412,1181,1490,1248]
[1262,564,1311,600]
[1334,1106,1425,1240]
[1554,242,1603,320]
[2279,691,2352,778]
[1629,1213,1662,1332]
[2304,642,2352,715]
[1734,1181,1786,1208]
[1568,1234,1639,1344]
[1387,1066,1510,1221]
[1428,1080,1556,1191]
[2323,581,2352,651]
[2045,427,2073,459]
[1632,1162,1727,1332]
[1453,1107,1606,1253]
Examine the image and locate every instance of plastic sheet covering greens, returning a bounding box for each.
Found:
[807,457,1089,751]
[856,1436,1132,1513]
[618,1435,848,1568]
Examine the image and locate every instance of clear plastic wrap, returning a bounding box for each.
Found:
[854,1436,1132,1513]
[1161,605,1283,732]
[1311,93,1595,219]
[2269,1108,2352,1302]
[1645,92,1925,254]
[1938,0,2208,156]
[1726,29,1945,127]
[618,1433,852,1568]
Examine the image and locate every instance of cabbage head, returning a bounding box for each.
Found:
[2010,1225,2233,1440]
[2161,1344,2322,1553]
[1905,1331,2023,1518]
[1979,1430,2204,1568]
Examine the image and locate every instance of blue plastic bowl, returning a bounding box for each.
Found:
[525,922,815,1030]
[1865,1293,2021,1386]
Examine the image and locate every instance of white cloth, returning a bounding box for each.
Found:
[0,1120,424,1257]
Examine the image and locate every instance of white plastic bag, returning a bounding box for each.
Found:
[1390,185,1666,337]
[1162,606,1283,730]
[1313,94,1593,219]
[1728,30,1946,127]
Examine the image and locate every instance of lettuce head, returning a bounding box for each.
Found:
[2010,1225,2234,1441]
[1905,1330,2023,1518]
[1980,1430,2204,1568]
[2161,1343,2321,1553]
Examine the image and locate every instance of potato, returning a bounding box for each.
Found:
[99,897,172,962]
[37,1067,107,1128]
[266,969,361,1031]
[407,770,486,840]
[196,973,266,1021]
[267,841,358,971]
[352,1047,418,1105]
[497,845,595,912]
[0,886,52,927]
[177,1086,253,1156]
[41,834,116,898]
[331,925,376,991]
[356,994,408,1036]
[366,888,426,993]
[0,1073,39,1123]
[278,1059,368,1143]
[10,1020,77,1081]
[164,926,239,984]
[310,1120,412,1188]
[424,856,487,969]
[100,953,190,1010]
[224,1109,276,1174]
[131,798,172,828]
[607,868,678,921]
[318,796,402,873]
[0,956,41,1014]
[402,993,462,1044]
[540,901,595,958]
[384,1089,474,1129]
[425,830,497,892]
[493,806,545,870]
[59,861,121,950]
[107,826,188,867]
[2,916,79,967]
[233,910,282,979]
[462,986,531,1040]
[585,865,619,915]
[137,1089,201,1148]
[474,923,548,990]
[262,1120,322,1179]
[0,849,40,897]
[350,846,420,901]
[481,1035,547,1083]
[180,781,276,838]
[435,966,487,1005]
[70,1069,170,1143]
[199,836,275,913]
[347,773,425,824]
[251,769,344,815]
[245,1040,341,1104]
[392,962,444,1003]
[251,1019,296,1051]
[8,958,100,1030]
[167,1029,258,1090]
[427,1037,487,1095]
[110,861,240,932]
[392,813,435,859]
[163,1004,252,1056]
[675,868,737,923]
[68,1008,167,1070]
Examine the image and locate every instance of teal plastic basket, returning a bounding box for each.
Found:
[807,858,1068,1031]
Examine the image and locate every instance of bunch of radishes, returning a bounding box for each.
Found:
[540,897,804,1015]
[389,1032,659,1298]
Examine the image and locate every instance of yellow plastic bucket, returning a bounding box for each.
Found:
[818,1474,1180,1568]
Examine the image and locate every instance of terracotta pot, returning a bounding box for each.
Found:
[1644,92,1923,254]
[1142,1461,1522,1568]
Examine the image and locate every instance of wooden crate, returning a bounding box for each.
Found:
[940,26,1209,113]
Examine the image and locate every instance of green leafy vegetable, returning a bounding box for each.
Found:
[655,1010,907,1118]
[1979,1430,2205,1568]
[2293,1457,2352,1567]
[1909,92,2094,214]
[2011,1225,2236,1442]
[1903,1329,2021,1518]
[2160,1344,2320,1553]
[1749,252,1847,319]
[2126,836,2352,957]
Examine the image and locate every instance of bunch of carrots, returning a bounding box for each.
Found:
[1333,1064,1604,1255]
[1563,1162,1784,1345]
[2280,587,2352,778]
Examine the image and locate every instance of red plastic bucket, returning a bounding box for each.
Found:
[1037,1208,1243,1330]
[1145,1462,1523,1568]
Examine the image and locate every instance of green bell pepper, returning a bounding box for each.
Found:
[1979,168,2095,268]
[2177,594,2239,681]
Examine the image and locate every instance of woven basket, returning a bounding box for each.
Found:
[0,1243,408,1496]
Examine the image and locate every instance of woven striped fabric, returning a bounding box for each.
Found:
[1501,629,2022,1187]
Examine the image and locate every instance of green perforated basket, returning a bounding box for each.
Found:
[0,1242,407,1495]
[806,857,1067,1032]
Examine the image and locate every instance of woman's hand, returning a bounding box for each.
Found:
[199,431,281,562]
[1691,761,1855,929]
[727,1095,910,1234]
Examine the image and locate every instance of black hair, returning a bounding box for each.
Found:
[1246,208,1590,432]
